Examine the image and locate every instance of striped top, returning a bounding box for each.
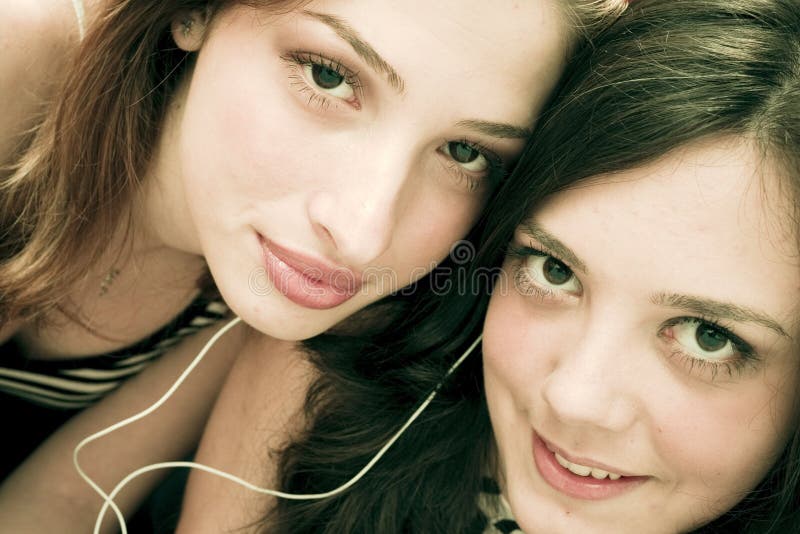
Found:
[480,479,524,534]
[0,296,229,410]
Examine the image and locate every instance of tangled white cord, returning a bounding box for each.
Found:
[72,315,482,534]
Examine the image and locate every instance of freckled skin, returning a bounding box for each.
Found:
[484,139,800,534]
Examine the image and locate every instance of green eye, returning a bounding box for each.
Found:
[542,257,573,285]
[443,141,490,174]
[668,318,740,363]
[661,317,759,381]
[448,141,480,164]
[695,324,728,352]
[311,65,345,90]
[513,248,583,298]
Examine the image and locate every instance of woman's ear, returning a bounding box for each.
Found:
[171,10,209,52]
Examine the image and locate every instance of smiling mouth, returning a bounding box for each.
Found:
[531,431,648,500]
[551,450,622,481]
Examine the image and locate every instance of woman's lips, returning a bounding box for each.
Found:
[531,431,648,500]
[258,234,363,310]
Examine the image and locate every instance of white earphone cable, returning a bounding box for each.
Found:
[73,316,243,534]
[71,0,86,40]
[73,316,481,534]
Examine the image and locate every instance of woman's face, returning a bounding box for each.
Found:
[483,139,800,533]
[150,0,567,340]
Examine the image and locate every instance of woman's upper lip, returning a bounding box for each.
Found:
[260,235,364,291]
[536,431,644,478]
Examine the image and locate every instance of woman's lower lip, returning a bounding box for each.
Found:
[532,431,647,500]
[260,237,357,310]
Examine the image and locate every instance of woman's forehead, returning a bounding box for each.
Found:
[522,137,800,321]
[535,137,796,242]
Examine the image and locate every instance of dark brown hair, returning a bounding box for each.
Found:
[274,0,800,532]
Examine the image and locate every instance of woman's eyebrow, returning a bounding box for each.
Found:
[299,11,531,141]
[651,292,791,339]
[300,10,405,93]
[519,220,588,273]
[456,120,532,139]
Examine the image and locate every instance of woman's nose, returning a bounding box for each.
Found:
[540,322,642,434]
[306,145,411,267]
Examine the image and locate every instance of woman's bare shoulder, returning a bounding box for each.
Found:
[0,0,82,97]
[0,0,96,165]
[0,0,73,38]
[177,332,315,533]
[0,0,105,91]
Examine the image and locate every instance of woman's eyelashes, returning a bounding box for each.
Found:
[659,317,759,380]
[283,51,506,192]
[508,241,761,381]
[284,51,363,110]
[439,140,505,192]
[508,244,582,301]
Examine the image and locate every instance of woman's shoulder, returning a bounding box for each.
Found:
[0,0,77,38]
[0,0,104,82]
[0,0,91,166]
[177,331,314,532]
[0,0,83,97]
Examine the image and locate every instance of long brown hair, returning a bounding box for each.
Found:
[0,0,302,323]
[259,2,632,533]
[275,0,800,532]
[488,1,800,529]
[0,0,622,326]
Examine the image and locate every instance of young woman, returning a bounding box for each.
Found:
[0,0,566,393]
[178,0,800,532]
[0,0,611,466]
[0,0,624,530]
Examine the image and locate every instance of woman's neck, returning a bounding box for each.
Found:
[13,215,209,359]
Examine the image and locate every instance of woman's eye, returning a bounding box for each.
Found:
[660,318,760,380]
[304,63,355,101]
[283,52,361,108]
[520,252,582,295]
[443,141,489,173]
[670,319,736,361]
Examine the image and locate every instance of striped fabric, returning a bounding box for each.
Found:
[0,297,228,410]
[480,479,524,534]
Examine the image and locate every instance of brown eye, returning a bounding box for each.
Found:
[543,257,573,285]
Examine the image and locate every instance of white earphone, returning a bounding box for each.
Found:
[73,315,482,534]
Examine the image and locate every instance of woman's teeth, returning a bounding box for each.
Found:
[554,452,622,480]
